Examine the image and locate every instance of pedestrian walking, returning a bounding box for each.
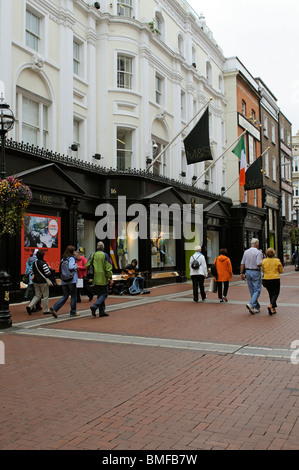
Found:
[86,241,113,317]
[75,249,93,302]
[26,250,52,315]
[213,248,233,302]
[240,238,264,314]
[262,248,283,315]
[50,245,78,318]
[189,245,208,302]
[24,249,42,312]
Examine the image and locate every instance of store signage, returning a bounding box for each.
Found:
[20,213,61,274]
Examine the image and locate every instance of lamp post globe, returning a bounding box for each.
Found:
[0,97,15,179]
[0,98,15,329]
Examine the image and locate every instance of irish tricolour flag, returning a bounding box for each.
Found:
[232,136,247,186]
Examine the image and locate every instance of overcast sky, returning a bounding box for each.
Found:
[187,0,299,134]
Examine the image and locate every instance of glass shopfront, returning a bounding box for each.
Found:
[150,227,176,269]
[77,217,96,260]
[206,230,219,265]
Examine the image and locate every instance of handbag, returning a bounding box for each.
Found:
[34,261,54,286]
[86,254,95,279]
[211,257,218,279]
[22,274,29,284]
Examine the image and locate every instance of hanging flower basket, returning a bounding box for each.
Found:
[0,176,32,236]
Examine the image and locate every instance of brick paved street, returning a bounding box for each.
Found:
[0,266,299,450]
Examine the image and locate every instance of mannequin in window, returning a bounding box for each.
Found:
[117,229,128,268]
[157,232,166,264]
[151,231,158,254]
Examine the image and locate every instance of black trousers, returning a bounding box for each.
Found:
[77,278,93,301]
[217,281,229,299]
[191,275,206,302]
[262,279,280,308]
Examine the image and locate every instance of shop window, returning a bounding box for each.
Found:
[151,227,176,269]
[114,223,139,270]
[77,218,96,260]
[206,230,219,265]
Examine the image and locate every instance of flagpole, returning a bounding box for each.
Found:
[221,146,270,195]
[191,129,248,186]
[146,97,213,173]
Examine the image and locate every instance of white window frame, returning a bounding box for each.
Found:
[117,127,134,170]
[16,88,50,149]
[26,8,41,52]
[155,73,164,106]
[25,5,47,56]
[117,0,133,18]
[117,53,134,90]
[264,150,269,177]
[263,115,268,137]
[73,39,82,77]
[206,61,212,86]
[181,90,186,122]
[178,33,185,57]
[152,139,167,177]
[272,155,277,182]
[271,122,276,144]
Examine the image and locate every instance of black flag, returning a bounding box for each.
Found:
[184,108,213,165]
[244,155,263,190]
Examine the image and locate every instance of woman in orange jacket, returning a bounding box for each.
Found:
[213,248,233,302]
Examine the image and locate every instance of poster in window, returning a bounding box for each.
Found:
[21,213,61,274]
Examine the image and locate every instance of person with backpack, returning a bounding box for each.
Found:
[189,246,208,302]
[50,245,78,318]
[86,241,113,317]
[213,248,233,302]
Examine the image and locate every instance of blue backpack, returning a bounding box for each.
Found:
[60,257,74,282]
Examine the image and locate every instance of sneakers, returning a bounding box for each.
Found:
[223,296,228,302]
[26,306,32,315]
[70,313,80,317]
[50,307,57,318]
[251,308,260,314]
[100,312,109,317]
[219,299,224,303]
[90,306,97,317]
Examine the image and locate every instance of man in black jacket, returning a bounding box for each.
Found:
[26,250,53,315]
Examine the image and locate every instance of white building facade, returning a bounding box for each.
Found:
[0,0,227,194]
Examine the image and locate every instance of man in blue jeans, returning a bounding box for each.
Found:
[240,238,264,314]
[86,241,113,317]
[50,245,78,318]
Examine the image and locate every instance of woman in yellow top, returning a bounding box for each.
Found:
[261,248,283,315]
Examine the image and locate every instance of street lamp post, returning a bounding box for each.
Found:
[0,97,15,329]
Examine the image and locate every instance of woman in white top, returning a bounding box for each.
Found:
[189,246,208,302]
